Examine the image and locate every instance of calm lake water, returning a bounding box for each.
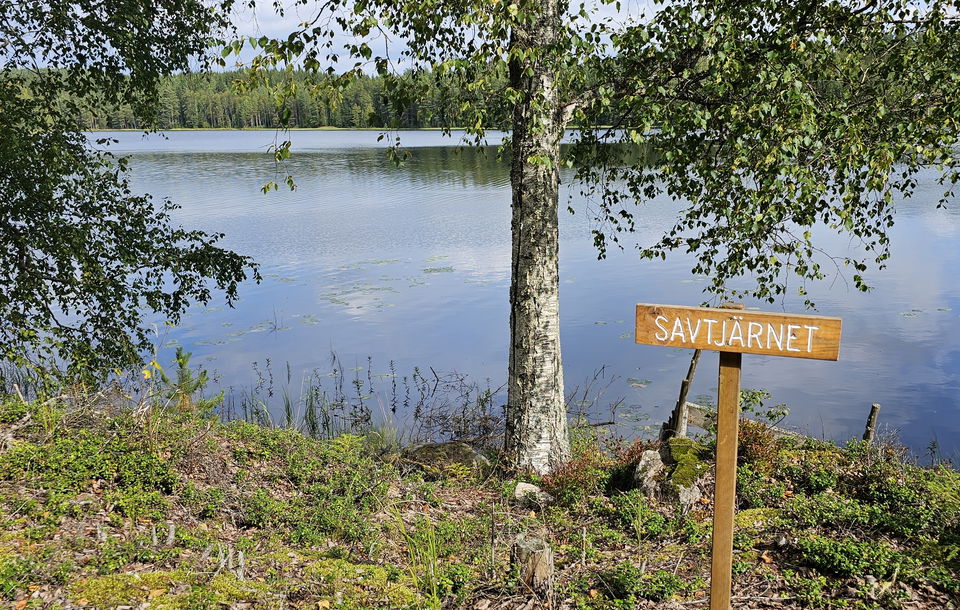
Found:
[97,129,960,460]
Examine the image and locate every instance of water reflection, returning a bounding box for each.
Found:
[96,130,960,462]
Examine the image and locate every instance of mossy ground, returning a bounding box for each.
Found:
[0,392,957,609]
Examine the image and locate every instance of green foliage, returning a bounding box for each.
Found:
[775,442,958,539]
[0,383,958,608]
[541,429,616,506]
[669,512,710,545]
[609,490,667,542]
[73,70,508,130]
[241,0,960,310]
[237,488,288,529]
[780,457,841,495]
[0,554,38,600]
[0,428,176,495]
[785,493,882,530]
[603,562,693,602]
[226,430,392,545]
[737,463,788,509]
[394,514,444,606]
[584,2,960,307]
[795,535,919,580]
[291,435,392,543]
[103,489,168,521]
[1,1,257,377]
[96,536,177,575]
[740,389,790,426]
[0,396,32,424]
[152,348,223,414]
[783,571,834,608]
[388,513,484,605]
[179,482,225,519]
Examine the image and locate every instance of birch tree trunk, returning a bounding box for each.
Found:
[504,0,571,474]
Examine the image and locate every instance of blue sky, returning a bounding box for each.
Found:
[231,0,659,39]
[225,0,660,70]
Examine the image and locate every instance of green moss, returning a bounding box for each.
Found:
[70,572,176,607]
[734,508,782,529]
[667,437,699,460]
[203,573,277,605]
[70,571,278,609]
[304,557,419,608]
[666,438,708,489]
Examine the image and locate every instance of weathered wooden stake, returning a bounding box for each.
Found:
[661,348,701,441]
[863,403,881,443]
[711,350,741,610]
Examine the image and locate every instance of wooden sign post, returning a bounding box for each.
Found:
[635,303,841,610]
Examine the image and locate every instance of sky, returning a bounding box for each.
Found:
[224,0,660,70]
[230,0,660,39]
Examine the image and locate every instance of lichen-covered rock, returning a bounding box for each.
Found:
[631,449,666,499]
[513,481,554,507]
[662,437,709,510]
[403,441,491,477]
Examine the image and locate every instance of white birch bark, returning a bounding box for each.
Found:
[504,0,571,474]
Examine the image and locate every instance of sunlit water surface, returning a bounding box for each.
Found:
[96,130,960,460]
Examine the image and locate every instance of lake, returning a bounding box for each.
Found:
[98,129,960,461]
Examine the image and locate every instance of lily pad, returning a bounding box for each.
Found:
[627,377,652,388]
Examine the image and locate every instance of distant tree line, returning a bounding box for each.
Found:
[78,70,511,130]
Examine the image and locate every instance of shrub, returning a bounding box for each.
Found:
[603,562,691,602]
[738,419,780,474]
[737,463,787,509]
[541,448,613,506]
[610,490,667,541]
[0,429,176,495]
[0,554,38,600]
[795,535,919,580]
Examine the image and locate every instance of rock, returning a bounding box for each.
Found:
[403,441,490,476]
[511,533,554,600]
[513,482,554,507]
[631,449,666,498]
[661,437,709,511]
[674,482,703,509]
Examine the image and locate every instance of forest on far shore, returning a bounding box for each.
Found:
[81,70,510,131]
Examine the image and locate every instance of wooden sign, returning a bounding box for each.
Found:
[635,303,842,361]
[634,303,842,610]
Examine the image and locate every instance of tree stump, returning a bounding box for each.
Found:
[511,533,554,602]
